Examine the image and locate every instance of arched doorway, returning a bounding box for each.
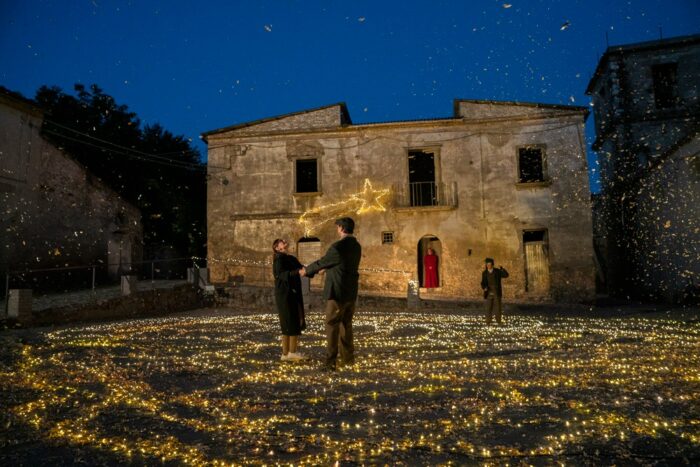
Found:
[417,235,442,288]
[297,237,321,308]
[296,237,321,265]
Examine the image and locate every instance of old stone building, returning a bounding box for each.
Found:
[203,98,595,302]
[586,34,700,303]
[0,87,142,288]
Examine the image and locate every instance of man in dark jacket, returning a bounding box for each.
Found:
[302,217,362,370]
[481,257,509,324]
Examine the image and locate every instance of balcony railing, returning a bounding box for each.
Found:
[393,181,457,209]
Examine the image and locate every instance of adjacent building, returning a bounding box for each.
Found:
[0,87,142,289]
[203,99,595,302]
[586,34,700,303]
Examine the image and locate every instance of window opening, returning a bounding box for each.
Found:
[296,159,318,193]
[652,63,678,109]
[518,147,545,183]
[382,232,394,244]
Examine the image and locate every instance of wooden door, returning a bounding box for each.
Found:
[524,242,549,294]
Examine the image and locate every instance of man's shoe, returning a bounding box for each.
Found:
[281,354,291,361]
[319,364,336,372]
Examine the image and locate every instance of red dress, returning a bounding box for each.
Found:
[424,254,439,288]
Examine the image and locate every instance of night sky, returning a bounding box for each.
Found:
[1,1,699,192]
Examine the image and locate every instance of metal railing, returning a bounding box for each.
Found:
[3,257,197,308]
[394,181,457,208]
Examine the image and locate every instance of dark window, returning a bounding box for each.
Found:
[523,230,546,243]
[408,150,437,206]
[295,159,318,193]
[652,63,678,109]
[382,232,394,244]
[518,147,545,183]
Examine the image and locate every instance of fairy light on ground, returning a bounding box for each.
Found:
[1,311,698,464]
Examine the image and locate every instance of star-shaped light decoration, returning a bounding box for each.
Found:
[351,178,391,214]
[299,178,390,235]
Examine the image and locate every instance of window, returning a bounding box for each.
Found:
[652,63,678,109]
[295,159,318,193]
[382,231,394,244]
[518,147,546,183]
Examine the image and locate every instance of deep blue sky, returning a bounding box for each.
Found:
[1,1,699,192]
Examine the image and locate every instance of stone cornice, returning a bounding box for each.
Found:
[206,112,586,146]
[230,212,302,221]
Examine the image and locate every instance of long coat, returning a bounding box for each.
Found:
[305,236,362,303]
[423,253,439,288]
[273,252,306,335]
[481,267,509,298]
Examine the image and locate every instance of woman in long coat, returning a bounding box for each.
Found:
[272,239,307,361]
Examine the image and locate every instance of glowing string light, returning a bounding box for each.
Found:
[299,178,390,236]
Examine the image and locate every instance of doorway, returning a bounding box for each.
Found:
[296,237,321,265]
[523,230,550,294]
[417,235,441,288]
[297,237,321,303]
[408,150,437,206]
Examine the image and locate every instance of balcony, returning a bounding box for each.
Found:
[393,181,457,211]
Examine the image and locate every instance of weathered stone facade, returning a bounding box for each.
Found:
[203,99,595,303]
[586,34,700,303]
[629,136,699,303]
[0,88,142,286]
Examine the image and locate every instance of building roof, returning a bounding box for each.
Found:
[586,34,700,94]
[452,98,588,115]
[201,102,352,139]
[0,86,43,117]
[628,127,700,187]
[202,98,588,140]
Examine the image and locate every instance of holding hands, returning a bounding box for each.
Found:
[298,267,324,278]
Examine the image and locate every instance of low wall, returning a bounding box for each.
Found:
[28,284,203,327]
[214,284,486,313]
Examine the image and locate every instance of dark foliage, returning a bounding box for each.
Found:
[34,84,206,259]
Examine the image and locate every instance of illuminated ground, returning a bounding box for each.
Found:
[1,308,699,465]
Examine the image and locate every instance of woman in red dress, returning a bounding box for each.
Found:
[423,247,439,288]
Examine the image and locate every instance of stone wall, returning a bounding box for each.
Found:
[233,106,346,135]
[0,91,142,283]
[628,137,700,303]
[587,36,700,301]
[206,102,595,303]
[28,284,202,326]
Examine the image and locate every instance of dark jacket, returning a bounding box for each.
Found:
[481,267,509,298]
[273,252,305,335]
[305,236,362,303]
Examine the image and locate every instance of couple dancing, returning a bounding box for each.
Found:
[272,217,361,371]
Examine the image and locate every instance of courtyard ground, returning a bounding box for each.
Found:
[1,305,699,465]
